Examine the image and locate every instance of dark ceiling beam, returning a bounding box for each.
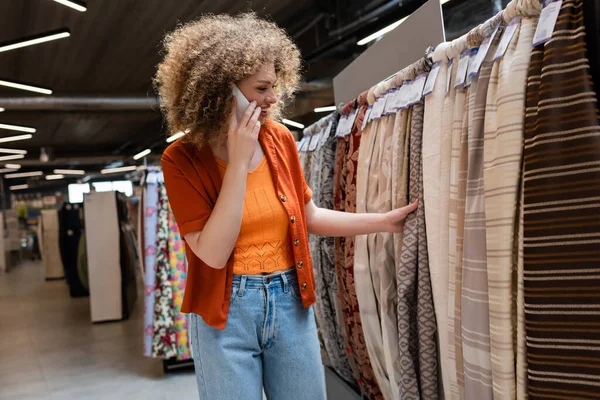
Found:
[12,155,159,167]
[0,96,161,111]
[328,0,401,38]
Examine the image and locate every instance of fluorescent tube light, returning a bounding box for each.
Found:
[0,134,33,143]
[53,169,85,175]
[0,154,25,161]
[166,131,186,143]
[101,165,138,175]
[0,30,71,53]
[441,0,453,4]
[46,174,65,180]
[5,164,21,169]
[282,119,305,129]
[53,0,87,12]
[133,149,151,160]
[0,79,52,95]
[9,184,28,191]
[0,108,4,112]
[0,148,27,154]
[5,170,43,179]
[314,106,337,113]
[0,123,35,133]
[357,16,409,46]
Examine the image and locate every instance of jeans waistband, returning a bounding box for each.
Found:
[232,268,296,294]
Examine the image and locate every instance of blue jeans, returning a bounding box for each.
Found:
[190,268,326,400]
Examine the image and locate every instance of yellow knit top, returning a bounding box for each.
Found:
[215,156,295,275]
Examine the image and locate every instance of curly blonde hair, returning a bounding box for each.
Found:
[155,13,302,147]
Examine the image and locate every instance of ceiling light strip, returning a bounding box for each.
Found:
[4,164,21,169]
[133,149,151,160]
[52,0,87,12]
[46,174,65,180]
[101,165,138,175]
[9,184,28,191]
[0,134,33,144]
[53,169,85,175]
[5,170,43,179]
[0,154,25,161]
[0,108,4,112]
[281,119,305,129]
[314,106,337,113]
[0,123,35,133]
[0,148,27,154]
[0,79,52,95]
[166,131,186,143]
[0,30,71,53]
[357,16,409,46]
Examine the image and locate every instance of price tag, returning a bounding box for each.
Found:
[334,115,346,137]
[466,48,480,78]
[533,0,563,46]
[446,58,454,94]
[296,140,301,149]
[383,89,397,115]
[409,73,427,105]
[361,106,372,131]
[423,62,441,97]
[370,95,386,120]
[454,49,471,88]
[345,109,358,135]
[320,120,334,145]
[308,132,322,151]
[398,80,413,109]
[494,17,521,61]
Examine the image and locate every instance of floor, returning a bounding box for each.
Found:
[0,261,198,400]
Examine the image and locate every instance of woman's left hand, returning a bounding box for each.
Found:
[382,200,419,233]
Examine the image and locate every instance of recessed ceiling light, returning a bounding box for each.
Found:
[52,0,87,12]
[101,165,138,175]
[314,106,337,113]
[0,148,27,154]
[166,131,186,143]
[46,174,65,180]
[0,123,35,133]
[5,164,21,169]
[53,169,85,175]
[5,170,43,179]
[0,79,52,95]
[282,119,305,129]
[357,16,409,46]
[0,134,33,144]
[0,154,25,161]
[9,184,28,191]
[133,149,151,160]
[0,30,71,53]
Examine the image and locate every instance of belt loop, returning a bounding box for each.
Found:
[281,271,289,294]
[238,275,247,297]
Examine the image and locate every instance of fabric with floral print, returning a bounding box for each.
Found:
[168,204,191,360]
[151,183,177,359]
[143,174,160,357]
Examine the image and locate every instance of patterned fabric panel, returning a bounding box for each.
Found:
[143,180,160,357]
[523,1,600,398]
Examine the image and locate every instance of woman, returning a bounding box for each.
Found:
[156,13,417,400]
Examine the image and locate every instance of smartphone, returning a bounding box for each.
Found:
[232,85,251,122]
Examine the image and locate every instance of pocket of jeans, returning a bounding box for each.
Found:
[288,280,302,301]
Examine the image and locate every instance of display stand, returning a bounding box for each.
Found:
[84,192,124,322]
[41,209,65,280]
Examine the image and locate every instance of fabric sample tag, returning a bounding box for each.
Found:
[494,17,521,61]
[533,0,563,46]
[423,61,441,97]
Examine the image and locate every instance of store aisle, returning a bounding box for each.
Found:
[0,261,198,400]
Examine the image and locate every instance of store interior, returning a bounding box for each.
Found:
[1,0,599,399]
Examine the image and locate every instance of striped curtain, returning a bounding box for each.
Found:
[423,43,452,399]
[523,0,600,398]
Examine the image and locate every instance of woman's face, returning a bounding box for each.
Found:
[238,62,278,121]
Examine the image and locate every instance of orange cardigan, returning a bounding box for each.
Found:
[161,119,314,329]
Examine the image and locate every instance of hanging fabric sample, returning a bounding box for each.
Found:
[151,183,177,359]
[143,170,161,357]
[41,209,65,280]
[482,5,540,398]
[523,0,600,397]
[423,42,453,399]
[168,204,191,360]
[333,98,384,400]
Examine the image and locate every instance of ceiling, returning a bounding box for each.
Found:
[0,0,503,190]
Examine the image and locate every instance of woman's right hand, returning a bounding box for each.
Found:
[227,99,262,172]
